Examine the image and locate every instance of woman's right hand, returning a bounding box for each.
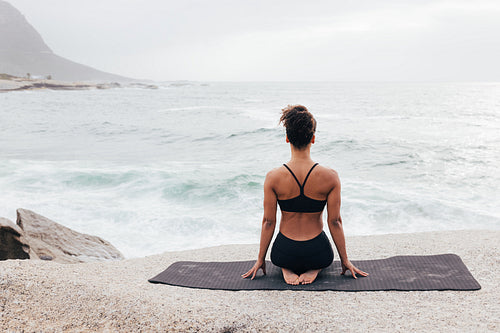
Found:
[341,259,369,279]
[241,259,266,280]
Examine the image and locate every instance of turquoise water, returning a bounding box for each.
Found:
[1,82,499,257]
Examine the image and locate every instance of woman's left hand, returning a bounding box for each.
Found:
[241,259,266,280]
[341,259,369,279]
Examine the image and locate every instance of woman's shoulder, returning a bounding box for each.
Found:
[315,164,340,184]
[264,166,288,189]
[265,165,288,179]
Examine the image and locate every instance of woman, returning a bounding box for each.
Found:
[242,105,368,285]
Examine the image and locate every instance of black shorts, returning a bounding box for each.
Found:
[270,231,334,275]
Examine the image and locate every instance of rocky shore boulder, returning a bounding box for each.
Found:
[0,217,30,260]
[16,208,124,263]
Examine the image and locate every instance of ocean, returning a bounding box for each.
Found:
[1,82,499,258]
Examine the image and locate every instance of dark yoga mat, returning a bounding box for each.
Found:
[148,254,481,291]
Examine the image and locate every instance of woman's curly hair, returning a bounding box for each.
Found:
[279,105,316,149]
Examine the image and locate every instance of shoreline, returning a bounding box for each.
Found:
[0,74,158,92]
[0,77,119,92]
[1,229,498,331]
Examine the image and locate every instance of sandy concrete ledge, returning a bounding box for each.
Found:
[1,230,499,332]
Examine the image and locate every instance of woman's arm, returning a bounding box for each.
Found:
[242,171,277,280]
[326,170,368,279]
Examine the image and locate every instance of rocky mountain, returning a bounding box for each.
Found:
[0,0,130,81]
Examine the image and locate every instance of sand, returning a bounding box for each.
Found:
[1,230,498,332]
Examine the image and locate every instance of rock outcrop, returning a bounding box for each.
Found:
[15,208,124,263]
[0,217,30,260]
[0,0,131,81]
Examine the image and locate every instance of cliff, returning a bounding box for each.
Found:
[0,1,131,81]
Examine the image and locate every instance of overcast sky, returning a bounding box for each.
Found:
[8,0,500,81]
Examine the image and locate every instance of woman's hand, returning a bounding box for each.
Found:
[341,259,368,279]
[241,259,266,280]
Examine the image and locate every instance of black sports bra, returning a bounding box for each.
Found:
[277,163,327,213]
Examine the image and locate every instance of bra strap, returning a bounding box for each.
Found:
[283,163,319,194]
[302,163,319,189]
[283,164,302,189]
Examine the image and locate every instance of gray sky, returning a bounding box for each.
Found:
[8,0,500,81]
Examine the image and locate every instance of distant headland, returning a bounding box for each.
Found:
[0,0,134,82]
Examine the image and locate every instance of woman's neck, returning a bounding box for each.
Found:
[289,144,313,163]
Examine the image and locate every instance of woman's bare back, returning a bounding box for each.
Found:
[268,161,338,240]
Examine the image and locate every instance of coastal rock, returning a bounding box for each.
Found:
[16,208,124,263]
[0,217,30,260]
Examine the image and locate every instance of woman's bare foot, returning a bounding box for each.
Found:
[298,269,322,285]
[281,268,300,285]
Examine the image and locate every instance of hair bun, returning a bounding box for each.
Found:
[279,105,316,149]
